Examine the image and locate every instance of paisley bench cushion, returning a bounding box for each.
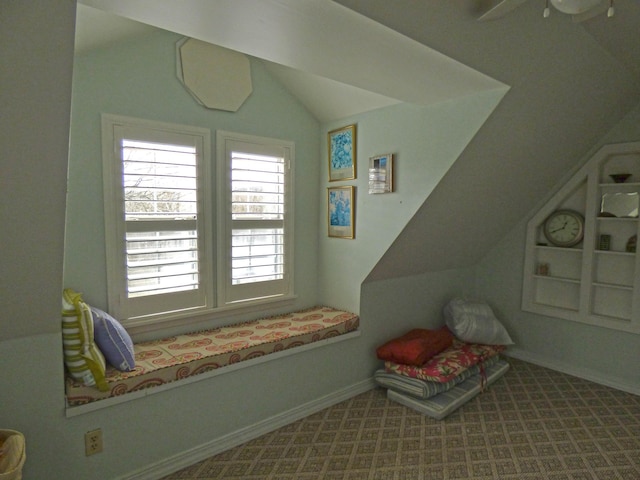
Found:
[65,306,359,406]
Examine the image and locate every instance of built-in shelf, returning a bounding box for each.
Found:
[594,250,635,257]
[592,282,634,291]
[522,141,640,334]
[534,275,581,284]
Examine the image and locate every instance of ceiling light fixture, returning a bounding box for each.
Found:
[542,0,614,17]
[549,0,602,14]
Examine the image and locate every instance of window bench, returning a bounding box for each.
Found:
[65,306,359,416]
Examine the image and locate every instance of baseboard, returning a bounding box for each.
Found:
[118,378,376,480]
[504,348,640,396]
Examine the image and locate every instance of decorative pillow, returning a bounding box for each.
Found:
[62,289,108,391]
[444,298,514,345]
[376,326,454,366]
[91,306,135,371]
[385,341,505,383]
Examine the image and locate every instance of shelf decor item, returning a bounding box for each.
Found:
[368,153,394,194]
[536,262,550,276]
[327,124,356,182]
[626,234,637,253]
[599,234,611,251]
[609,173,631,183]
[328,186,355,239]
[543,209,585,247]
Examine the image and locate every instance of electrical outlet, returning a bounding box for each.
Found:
[85,429,103,456]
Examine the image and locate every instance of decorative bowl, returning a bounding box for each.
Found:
[610,173,631,183]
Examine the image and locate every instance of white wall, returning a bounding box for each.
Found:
[317,91,505,312]
[0,1,77,478]
[0,1,75,341]
[475,103,640,394]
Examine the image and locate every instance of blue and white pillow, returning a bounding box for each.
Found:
[91,307,135,371]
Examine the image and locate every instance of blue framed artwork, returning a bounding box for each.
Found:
[328,124,356,181]
[328,186,355,238]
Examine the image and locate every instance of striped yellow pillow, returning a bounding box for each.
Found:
[62,289,108,391]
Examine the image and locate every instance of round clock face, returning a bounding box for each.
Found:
[543,210,585,247]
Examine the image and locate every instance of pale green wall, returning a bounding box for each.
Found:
[65,29,321,330]
[317,92,505,312]
[475,103,640,393]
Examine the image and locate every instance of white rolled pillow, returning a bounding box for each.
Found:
[444,298,514,345]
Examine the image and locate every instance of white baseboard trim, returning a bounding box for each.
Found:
[118,378,376,480]
[504,348,640,396]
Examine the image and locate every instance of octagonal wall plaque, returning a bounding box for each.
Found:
[177,38,252,112]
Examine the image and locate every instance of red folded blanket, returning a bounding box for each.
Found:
[376,326,454,366]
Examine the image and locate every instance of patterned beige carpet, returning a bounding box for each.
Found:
[161,358,640,479]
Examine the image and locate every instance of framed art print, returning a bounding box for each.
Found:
[328,186,355,239]
[328,124,356,181]
[368,153,394,194]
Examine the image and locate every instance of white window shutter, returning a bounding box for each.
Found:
[217,131,294,305]
[102,115,212,322]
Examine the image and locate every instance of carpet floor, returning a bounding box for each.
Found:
[160,358,640,479]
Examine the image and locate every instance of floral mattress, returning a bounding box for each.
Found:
[384,341,505,383]
[65,306,359,407]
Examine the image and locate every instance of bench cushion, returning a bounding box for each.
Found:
[65,306,359,406]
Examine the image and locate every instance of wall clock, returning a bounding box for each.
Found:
[543,209,585,247]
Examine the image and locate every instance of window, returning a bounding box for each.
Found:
[217,130,294,305]
[102,116,293,327]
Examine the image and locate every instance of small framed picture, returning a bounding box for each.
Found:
[328,186,355,239]
[328,124,356,182]
[368,153,394,194]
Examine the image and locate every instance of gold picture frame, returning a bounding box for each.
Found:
[328,186,355,239]
[328,124,356,182]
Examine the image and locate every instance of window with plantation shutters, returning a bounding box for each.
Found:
[102,116,293,327]
[218,131,293,305]
[102,115,213,322]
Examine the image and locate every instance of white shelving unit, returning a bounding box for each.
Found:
[522,141,640,334]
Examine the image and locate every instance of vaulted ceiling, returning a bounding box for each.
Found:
[76,1,505,122]
[76,0,640,281]
[333,0,640,279]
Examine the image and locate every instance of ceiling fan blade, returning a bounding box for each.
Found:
[570,0,609,22]
[477,0,529,21]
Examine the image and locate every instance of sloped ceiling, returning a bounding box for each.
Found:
[76,0,640,283]
[332,0,640,280]
[77,1,506,121]
[74,3,403,122]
